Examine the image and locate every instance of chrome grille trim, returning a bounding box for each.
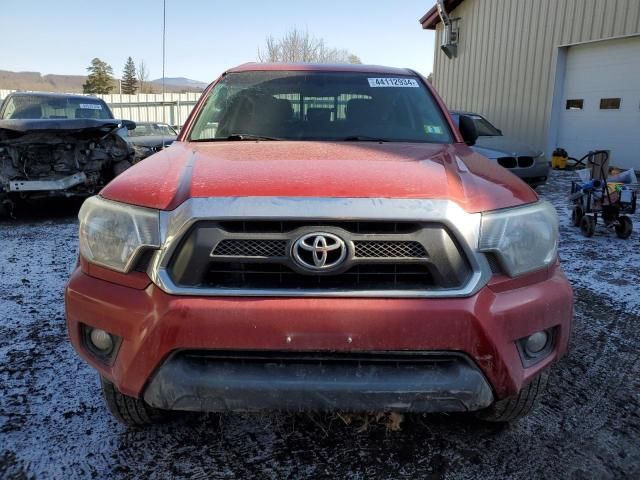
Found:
[149,197,491,298]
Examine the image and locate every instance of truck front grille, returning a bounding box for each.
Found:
[212,239,428,260]
[204,262,434,290]
[167,221,472,293]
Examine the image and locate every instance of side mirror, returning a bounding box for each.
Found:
[458,115,478,146]
[121,119,136,131]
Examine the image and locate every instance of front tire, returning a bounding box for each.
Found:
[475,371,548,422]
[100,376,168,426]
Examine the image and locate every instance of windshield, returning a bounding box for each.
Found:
[0,95,112,120]
[188,71,453,143]
[471,115,501,136]
[129,123,177,137]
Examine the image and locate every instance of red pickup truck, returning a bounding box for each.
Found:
[65,63,573,426]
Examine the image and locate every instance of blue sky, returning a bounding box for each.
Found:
[1,0,436,82]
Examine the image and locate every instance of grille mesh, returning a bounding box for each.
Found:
[518,156,534,168]
[213,239,287,257]
[354,241,427,258]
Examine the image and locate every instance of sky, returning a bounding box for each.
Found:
[0,0,436,82]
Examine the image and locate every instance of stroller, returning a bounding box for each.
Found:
[569,151,637,238]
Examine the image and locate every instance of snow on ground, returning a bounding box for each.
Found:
[0,171,638,479]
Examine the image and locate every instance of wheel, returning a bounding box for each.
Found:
[579,215,596,237]
[571,205,584,227]
[100,376,168,426]
[615,215,633,239]
[475,371,548,422]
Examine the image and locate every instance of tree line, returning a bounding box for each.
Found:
[82,57,151,95]
[83,29,362,95]
[257,28,361,64]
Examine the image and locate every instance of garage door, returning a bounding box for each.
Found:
[557,36,640,170]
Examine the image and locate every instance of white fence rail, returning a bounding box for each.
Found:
[0,89,202,127]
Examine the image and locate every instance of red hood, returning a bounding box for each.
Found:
[100,141,537,213]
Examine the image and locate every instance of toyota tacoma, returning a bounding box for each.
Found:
[65,63,573,426]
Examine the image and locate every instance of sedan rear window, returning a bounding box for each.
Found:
[188,71,453,143]
[1,95,112,120]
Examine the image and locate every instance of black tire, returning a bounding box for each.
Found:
[100,376,168,426]
[580,215,596,237]
[475,371,549,422]
[615,215,633,239]
[571,205,584,227]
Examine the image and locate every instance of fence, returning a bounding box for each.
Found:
[0,89,202,127]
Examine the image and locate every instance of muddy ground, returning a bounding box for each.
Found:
[1,171,638,479]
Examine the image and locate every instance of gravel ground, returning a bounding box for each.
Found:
[1,171,639,480]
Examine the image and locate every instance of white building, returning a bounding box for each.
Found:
[421,0,640,169]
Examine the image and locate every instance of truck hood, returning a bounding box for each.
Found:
[0,118,120,137]
[100,141,537,213]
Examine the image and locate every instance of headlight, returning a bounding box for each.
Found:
[78,196,160,273]
[479,201,558,277]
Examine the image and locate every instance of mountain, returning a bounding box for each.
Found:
[0,70,204,94]
[151,77,208,90]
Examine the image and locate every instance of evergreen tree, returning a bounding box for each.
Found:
[83,58,114,94]
[121,57,138,94]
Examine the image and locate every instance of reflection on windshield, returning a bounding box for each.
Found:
[188,71,453,143]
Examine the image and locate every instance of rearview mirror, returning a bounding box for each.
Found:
[458,115,478,146]
[121,119,136,131]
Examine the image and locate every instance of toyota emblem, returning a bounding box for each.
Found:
[292,232,348,271]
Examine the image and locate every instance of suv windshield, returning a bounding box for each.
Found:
[0,95,112,120]
[188,71,453,143]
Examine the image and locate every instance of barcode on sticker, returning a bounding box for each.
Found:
[79,103,102,110]
[368,78,419,88]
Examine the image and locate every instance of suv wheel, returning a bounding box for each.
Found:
[100,376,168,426]
[475,371,548,422]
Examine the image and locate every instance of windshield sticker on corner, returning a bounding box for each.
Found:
[368,78,419,88]
[79,103,102,110]
[425,125,444,134]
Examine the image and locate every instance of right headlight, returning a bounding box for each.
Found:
[78,196,160,273]
[479,201,558,277]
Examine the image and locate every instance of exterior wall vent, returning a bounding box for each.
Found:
[436,0,459,59]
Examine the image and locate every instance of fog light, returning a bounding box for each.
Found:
[525,331,549,354]
[89,328,114,352]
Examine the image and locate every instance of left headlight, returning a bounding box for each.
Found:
[479,201,558,277]
[78,196,160,273]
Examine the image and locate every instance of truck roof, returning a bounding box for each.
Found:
[226,63,417,76]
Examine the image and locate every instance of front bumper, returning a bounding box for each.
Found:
[65,263,573,412]
[143,351,494,412]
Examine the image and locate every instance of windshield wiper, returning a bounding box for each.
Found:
[341,135,390,142]
[225,133,281,141]
[191,133,281,142]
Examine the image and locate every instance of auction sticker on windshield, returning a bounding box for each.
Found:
[368,78,419,88]
[79,103,102,110]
